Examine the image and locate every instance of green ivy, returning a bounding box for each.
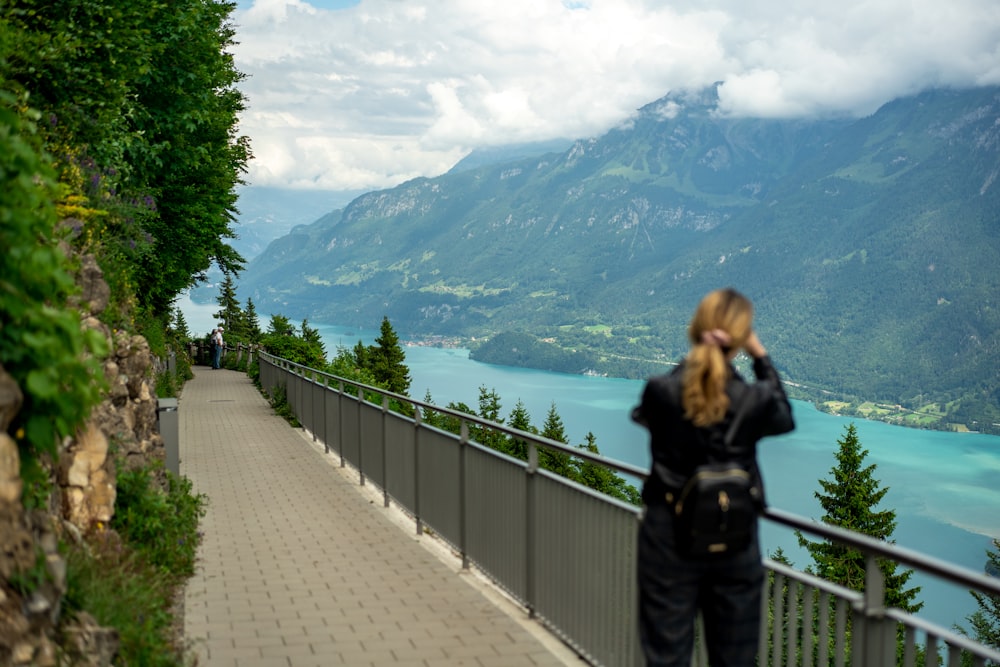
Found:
[0,84,107,476]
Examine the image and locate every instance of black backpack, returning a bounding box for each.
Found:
[653,395,760,556]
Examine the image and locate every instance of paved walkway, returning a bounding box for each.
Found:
[181,366,583,667]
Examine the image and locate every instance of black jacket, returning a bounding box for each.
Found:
[632,356,795,506]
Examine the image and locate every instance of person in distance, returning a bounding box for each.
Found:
[631,287,795,666]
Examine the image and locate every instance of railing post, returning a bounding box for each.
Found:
[526,441,538,619]
[322,376,330,454]
[357,386,365,486]
[338,380,345,466]
[459,420,469,570]
[310,373,317,442]
[858,553,894,667]
[414,412,423,537]
[381,395,390,508]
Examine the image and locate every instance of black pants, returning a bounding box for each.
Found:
[637,503,764,667]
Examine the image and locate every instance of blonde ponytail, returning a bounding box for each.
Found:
[681,288,753,427]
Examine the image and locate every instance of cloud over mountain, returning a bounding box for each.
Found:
[232,0,1000,191]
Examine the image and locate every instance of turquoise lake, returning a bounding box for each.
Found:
[181,296,999,631]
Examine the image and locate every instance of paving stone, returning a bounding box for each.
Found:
[182,367,583,666]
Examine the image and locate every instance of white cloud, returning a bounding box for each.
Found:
[231,0,1000,191]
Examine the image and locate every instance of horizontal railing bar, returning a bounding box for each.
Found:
[260,352,650,479]
[764,558,864,602]
[261,352,1000,666]
[764,507,1000,597]
[272,353,1000,597]
[885,607,1000,662]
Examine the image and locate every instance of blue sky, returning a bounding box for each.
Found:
[229,0,1000,192]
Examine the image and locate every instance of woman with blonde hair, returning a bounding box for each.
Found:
[631,287,795,666]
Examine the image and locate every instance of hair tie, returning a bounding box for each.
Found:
[700,329,732,348]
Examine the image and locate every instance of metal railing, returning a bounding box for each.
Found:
[189,341,257,368]
[258,352,1000,667]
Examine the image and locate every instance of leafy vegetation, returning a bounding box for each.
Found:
[421,385,641,505]
[471,331,598,374]
[2,0,248,460]
[258,314,325,371]
[0,39,107,466]
[112,466,206,579]
[64,544,181,667]
[1,0,246,663]
[236,290,643,504]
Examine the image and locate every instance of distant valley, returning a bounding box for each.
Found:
[236,85,1000,434]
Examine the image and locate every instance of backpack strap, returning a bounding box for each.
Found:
[722,387,767,509]
[722,388,752,455]
[651,375,750,492]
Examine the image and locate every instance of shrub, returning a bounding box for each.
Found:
[63,540,185,667]
[112,464,206,579]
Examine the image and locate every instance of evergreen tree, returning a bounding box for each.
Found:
[352,340,369,369]
[368,316,411,395]
[961,539,1000,658]
[507,399,536,461]
[258,313,326,367]
[574,432,641,505]
[244,297,262,344]
[267,314,295,337]
[419,390,445,430]
[328,345,377,387]
[540,402,567,442]
[300,318,326,357]
[214,272,242,336]
[798,423,923,613]
[442,401,475,436]
[474,386,509,454]
[539,402,576,479]
[174,309,191,342]
[765,548,798,664]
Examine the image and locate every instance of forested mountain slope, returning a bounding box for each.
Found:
[241,86,1000,432]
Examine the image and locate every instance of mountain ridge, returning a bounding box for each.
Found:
[240,85,1000,432]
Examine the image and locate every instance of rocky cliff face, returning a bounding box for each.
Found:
[0,253,165,666]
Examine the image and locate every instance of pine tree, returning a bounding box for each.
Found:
[244,297,262,344]
[798,423,923,613]
[352,340,369,368]
[442,401,475,436]
[213,272,242,336]
[368,316,411,395]
[962,539,1000,656]
[474,386,509,454]
[420,390,444,429]
[539,402,576,480]
[174,309,191,341]
[328,345,377,386]
[267,314,295,337]
[507,399,536,461]
[300,319,326,356]
[574,432,641,505]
